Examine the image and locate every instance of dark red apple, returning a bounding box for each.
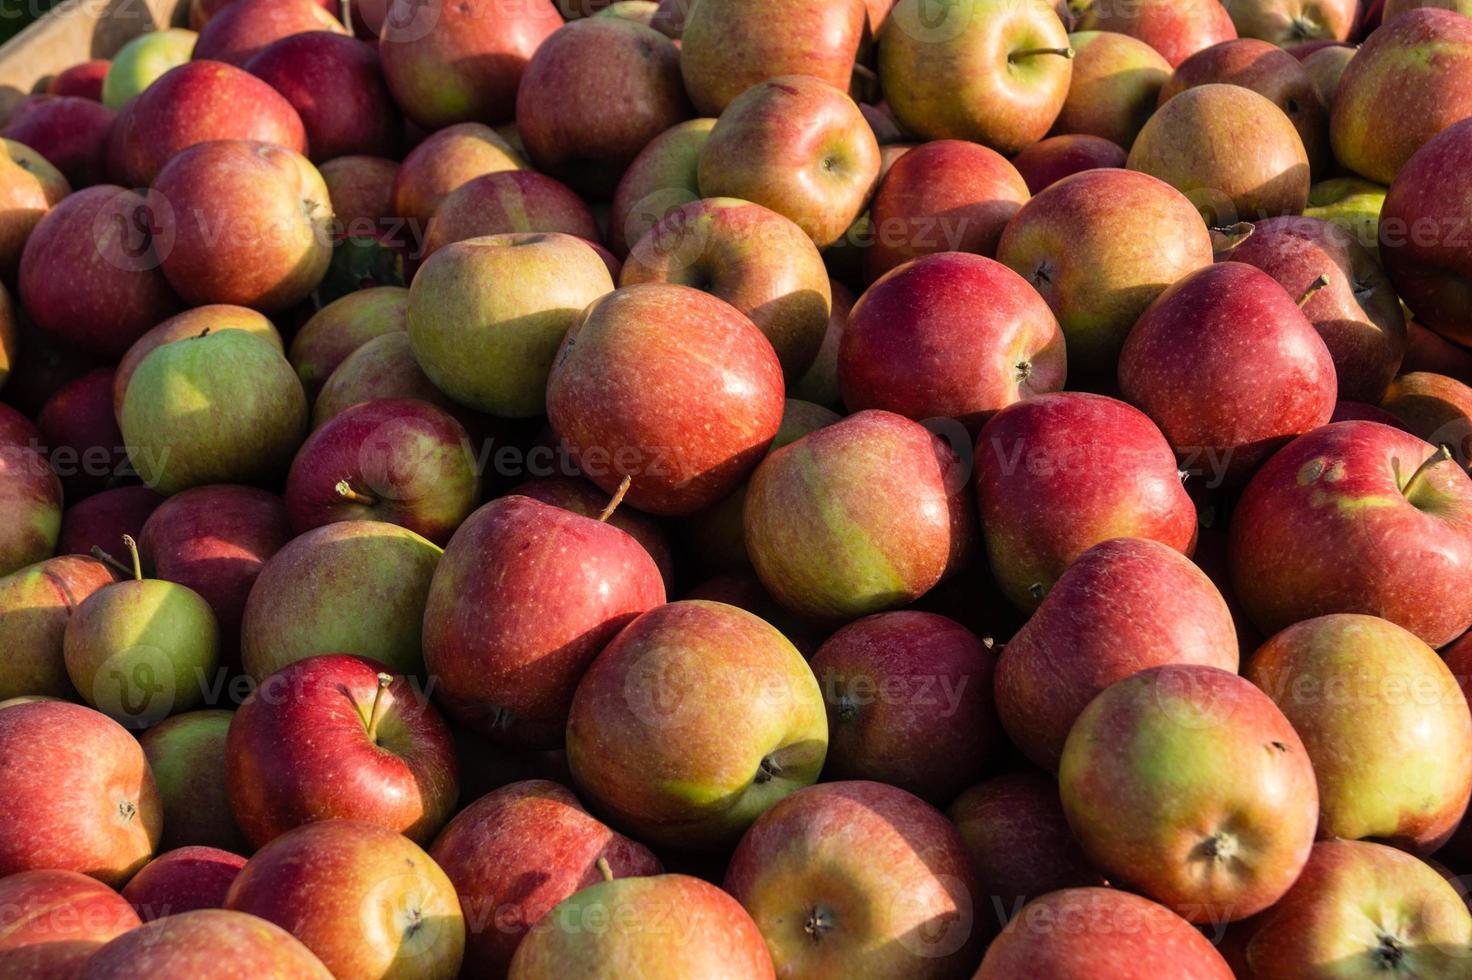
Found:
[0,869,142,979]
[57,486,163,557]
[37,368,128,499]
[47,59,109,100]
[192,0,347,66]
[121,846,247,921]
[2,94,114,187]
[1009,133,1127,195]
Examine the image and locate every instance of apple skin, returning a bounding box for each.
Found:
[997,537,1239,771]
[0,138,68,284]
[1405,321,1472,383]
[379,0,562,130]
[976,888,1236,979]
[1055,30,1173,148]
[122,846,247,921]
[1229,420,1472,647]
[1384,0,1472,18]
[0,555,115,700]
[0,404,62,579]
[115,305,281,419]
[512,475,675,588]
[2,94,115,188]
[18,185,178,361]
[1239,840,1472,979]
[49,58,111,100]
[791,278,852,408]
[1301,42,1356,105]
[0,700,162,886]
[1227,215,1406,403]
[1380,371,1472,466]
[390,122,527,228]
[1072,0,1238,67]
[428,780,663,977]
[697,76,880,248]
[226,655,459,848]
[724,780,981,978]
[244,32,400,161]
[1129,84,1310,225]
[840,252,1066,428]
[0,869,142,979]
[608,117,715,257]
[683,570,829,657]
[288,285,407,399]
[1379,118,1472,346]
[421,494,666,747]
[1304,176,1386,254]
[38,368,128,499]
[57,486,163,558]
[101,28,196,108]
[77,908,334,979]
[1009,133,1126,195]
[975,391,1198,612]
[621,197,831,377]
[311,332,459,427]
[320,155,397,237]
[1222,0,1358,44]
[546,283,785,515]
[509,873,774,979]
[193,0,346,66]
[810,611,1001,804]
[1118,261,1338,485]
[139,710,249,852]
[420,170,599,263]
[996,169,1214,382]
[745,409,974,620]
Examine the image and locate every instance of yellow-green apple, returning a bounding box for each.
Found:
[975,391,1198,611]
[2,94,114,188]
[1380,371,1472,466]
[977,888,1236,979]
[379,0,561,130]
[840,252,1066,427]
[120,330,308,494]
[0,138,67,283]
[1060,665,1318,922]
[1054,30,1172,146]
[193,0,346,65]
[410,232,614,417]
[390,123,526,228]
[1221,0,1358,44]
[1229,420,1472,646]
[18,185,178,360]
[227,656,458,846]
[123,846,247,920]
[311,332,458,426]
[47,58,110,99]
[621,198,831,376]
[680,0,866,115]
[320,155,397,237]
[1380,118,1472,345]
[112,61,306,186]
[1161,38,1331,175]
[37,368,125,499]
[745,409,974,619]
[810,611,1000,803]
[516,18,691,197]
[101,28,197,108]
[724,780,980,977]
[1405,321,1472,382]
[139,710,248,851]
[997,537,1239,770]
[429,780,663,976]
[149,140,332,311]
[1129,84,1310,224]
[608,117,715,257]
[0,555,114,700]
[421,493,665,746]
[1118,262,1337,484]
[1304,176,1386,252]
[1331,9,1472,185]
[0,700,162,885]
[0,406,61,579]
[59,488,161,560]
[0,870,140,976]
[697,76,879,247]
[1385,0,1472,17]
[791,278,852,408]
[288,285,407,399]
[244,32,400,161]
[1238,840,1472,978]
[591,0,656,22]
[1071,0,1238,66]
[420,171,598,264]
[513,475,675,587]
[1009,133,1126,194]
[509,871,774,979]
[878,0,1073,151]
[1227,215,1406,402]
[239,521,440,680]
[1301,42,1356,104]
[546,284,785,514]
[566,600,825,849]
[996,169,1214,381]
[77,909,333,979]
[115,305,281,418]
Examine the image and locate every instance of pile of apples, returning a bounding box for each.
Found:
[3,0,1472,974]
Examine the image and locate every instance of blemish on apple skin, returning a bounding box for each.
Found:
[1297,458,1328,485]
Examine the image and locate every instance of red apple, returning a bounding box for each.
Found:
[0,555,115,701]
[320,154,397,239]
[36,368,126,499]
[1009,133,1126,194]
[57,486,163,557]
[790,277,852,408]
[192,0,347,66]
[47,58,110,100]
[1055,29,1173,147]
[77,909,333,978]
[0,869,142,979]
[1380,370,1472,466]
[512,474,675,588]
[2,94,114,187]
[122,846,247,921]
[139,710,249,851]
[287,286,407,399]
[1405,320,1472,383]
[419,170,599,263]
[390,122,526,228]
[1073,0,1238,67]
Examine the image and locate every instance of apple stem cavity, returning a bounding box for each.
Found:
[90,546,135,579]
[597,476,633,522]
[121,535,143,582]
[1296,273,1332,308]
[1399,444,1454,499]
[1008,46,1074,63]
[335,479,378,507]
[596,856,614,882]
[365,672,393,744]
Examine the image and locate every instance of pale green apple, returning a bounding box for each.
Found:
[102,28,197,109]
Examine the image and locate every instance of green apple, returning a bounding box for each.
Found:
[1303,177,1388,255]
[102,29,198,109]
[138,709,248,853]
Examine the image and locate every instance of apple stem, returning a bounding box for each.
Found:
[1400,444,1454,499]
[596,857,614,883]
[1209,222,1255,258]
[1296,273,1332,307]
[121,535,143,582]
[365,672,393,743]
[1009,46,1074,62]
[597,476,632,522]
[335,480,378,507]
[89,546,134,579]
[196,328,211,339]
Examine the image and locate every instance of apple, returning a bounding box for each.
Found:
[1055,30,1173,147]
[1222,0,1358,44]
[390,122,526,228]
[1331,399,1410,427]
[192,0,347,66]
[139,710,249,851]
[976,888,1236,978]
[509,871,773,978]
[311,332,458,426]
[840,252,1066,427]
[621,198,831,376]
[101,28,197,108]
[0,138,68,283]
[1384,0,1472,18]
[410,232,614,417]
[513,475,674,587]
[697,76,880,247]
[245,32,400,161]
[122,846,247,920]
[1406,321,1472,382]
[288,285,407,399]
[1301,42,1356,105]
[320,155,397,238]
[745,409,974,619]
[378,0,562,130]
[1230,420,1472,646]
[608,117,715,257]
[428,780,663,976]
[57,487,162,558]
[0,870,142,977]
[1009,133,1126,194]
[0,700,162,885]
[240,521,441,681]
[0,404,62,578]
[120,330,308,494]
[679,0,866,115]
[790,278,852,408]
[77,909,333,978]
[0,555,114,700]
[590,0,656,22]
[48,58,111,100]
[1071,0,1238,67]
[2,94,114,188]
[878,0,1073,152]
[419,170,599,263]
[38,368,128,499]
[113,304,282,418]
[1304,175,1386,255]
[1379,371,1472,465]
[996,169,1213,381]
